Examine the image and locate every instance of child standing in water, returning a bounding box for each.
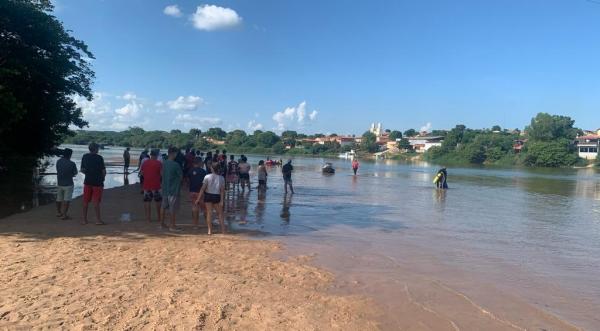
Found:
[257,160,267,190]
[351,158,360,175]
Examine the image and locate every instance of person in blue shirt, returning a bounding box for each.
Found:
[188,157,207,229]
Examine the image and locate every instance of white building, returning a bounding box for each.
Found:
[369,122,383,137]
[408,136,444,153]
[576,135,599,160]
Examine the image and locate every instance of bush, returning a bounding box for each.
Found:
[523,139,578,167]
[460,145,486,164]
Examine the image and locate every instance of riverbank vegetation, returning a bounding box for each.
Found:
[63,128,348,157]
[0,0,94,172]
[423,113,582,167]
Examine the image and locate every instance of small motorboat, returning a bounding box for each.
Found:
[322,162,335,174]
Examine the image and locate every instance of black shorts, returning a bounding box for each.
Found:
[239,173,250,180]
[204,193,221,204]
[143,190,162,202]
[258,179,266,186]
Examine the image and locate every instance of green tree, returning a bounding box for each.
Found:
[272,141,286,154]
[205,127,227,140]
[389,130,402,141]
[361,131,378,153]
[1,0,94,162]
[441,125,467,150]
[281,130,298,147]
[225,129,247,146]
[256,131,280,148]
[398,138,412,151]
[460,144,486,164]
[188,128,201,139]
[523,139,577,167]
[526,113,577,142]
[403,129,417,137]
[491,125,502,132]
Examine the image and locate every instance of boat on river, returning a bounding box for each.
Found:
[322,162,335,174]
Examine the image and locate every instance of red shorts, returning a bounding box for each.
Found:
[83,185,103,203]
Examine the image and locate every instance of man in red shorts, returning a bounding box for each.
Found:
[141,149,163,223]
[81,143,106,225]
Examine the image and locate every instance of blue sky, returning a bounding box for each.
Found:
[56,0,600,135]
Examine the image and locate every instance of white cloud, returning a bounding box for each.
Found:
[115,101,142,118]
[73,92,112,129]
[173,114,222,129]
[191,5,242,31]
[247,120,263,131]
[164,5,182,17]
[164,95,204,111]
[420,122,432,132]
[75,91,219,131]
[120,92,137,101]
[296,102,306,123]
[272,101,318,131]
[74,92,148,130]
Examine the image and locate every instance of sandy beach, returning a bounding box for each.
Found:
[0,182,592,330]
[0,184,378,330]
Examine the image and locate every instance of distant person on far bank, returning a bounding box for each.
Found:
[141,149,163,223]
[55,148,77,220]
[161,147,184,231]
[81,143,106,225]
[196,162,225,235]
[282,159,294,194]
[123,147,131,173]
[434,167,448,189]
[352,158,360,175]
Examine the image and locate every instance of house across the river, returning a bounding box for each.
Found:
[576,135,599,160]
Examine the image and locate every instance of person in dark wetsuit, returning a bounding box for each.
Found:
[435,167,448,189]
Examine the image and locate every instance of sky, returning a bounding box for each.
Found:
[55,0,600,135]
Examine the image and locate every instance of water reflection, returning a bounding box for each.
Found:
[280,194,292,223]
[433,189,446,213]
[255,189,266,224]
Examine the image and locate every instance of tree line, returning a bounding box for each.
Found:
[423,113,591,167]
[63,128,353,156]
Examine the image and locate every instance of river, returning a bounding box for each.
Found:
[2,146,599,329]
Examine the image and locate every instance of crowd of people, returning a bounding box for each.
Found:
[53,144,448,234]
[54,143,294,234]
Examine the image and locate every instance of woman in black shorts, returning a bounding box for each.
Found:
[196,162,225,235]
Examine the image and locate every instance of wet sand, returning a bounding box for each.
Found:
[0,183,590,330]
[0,184,378,330]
